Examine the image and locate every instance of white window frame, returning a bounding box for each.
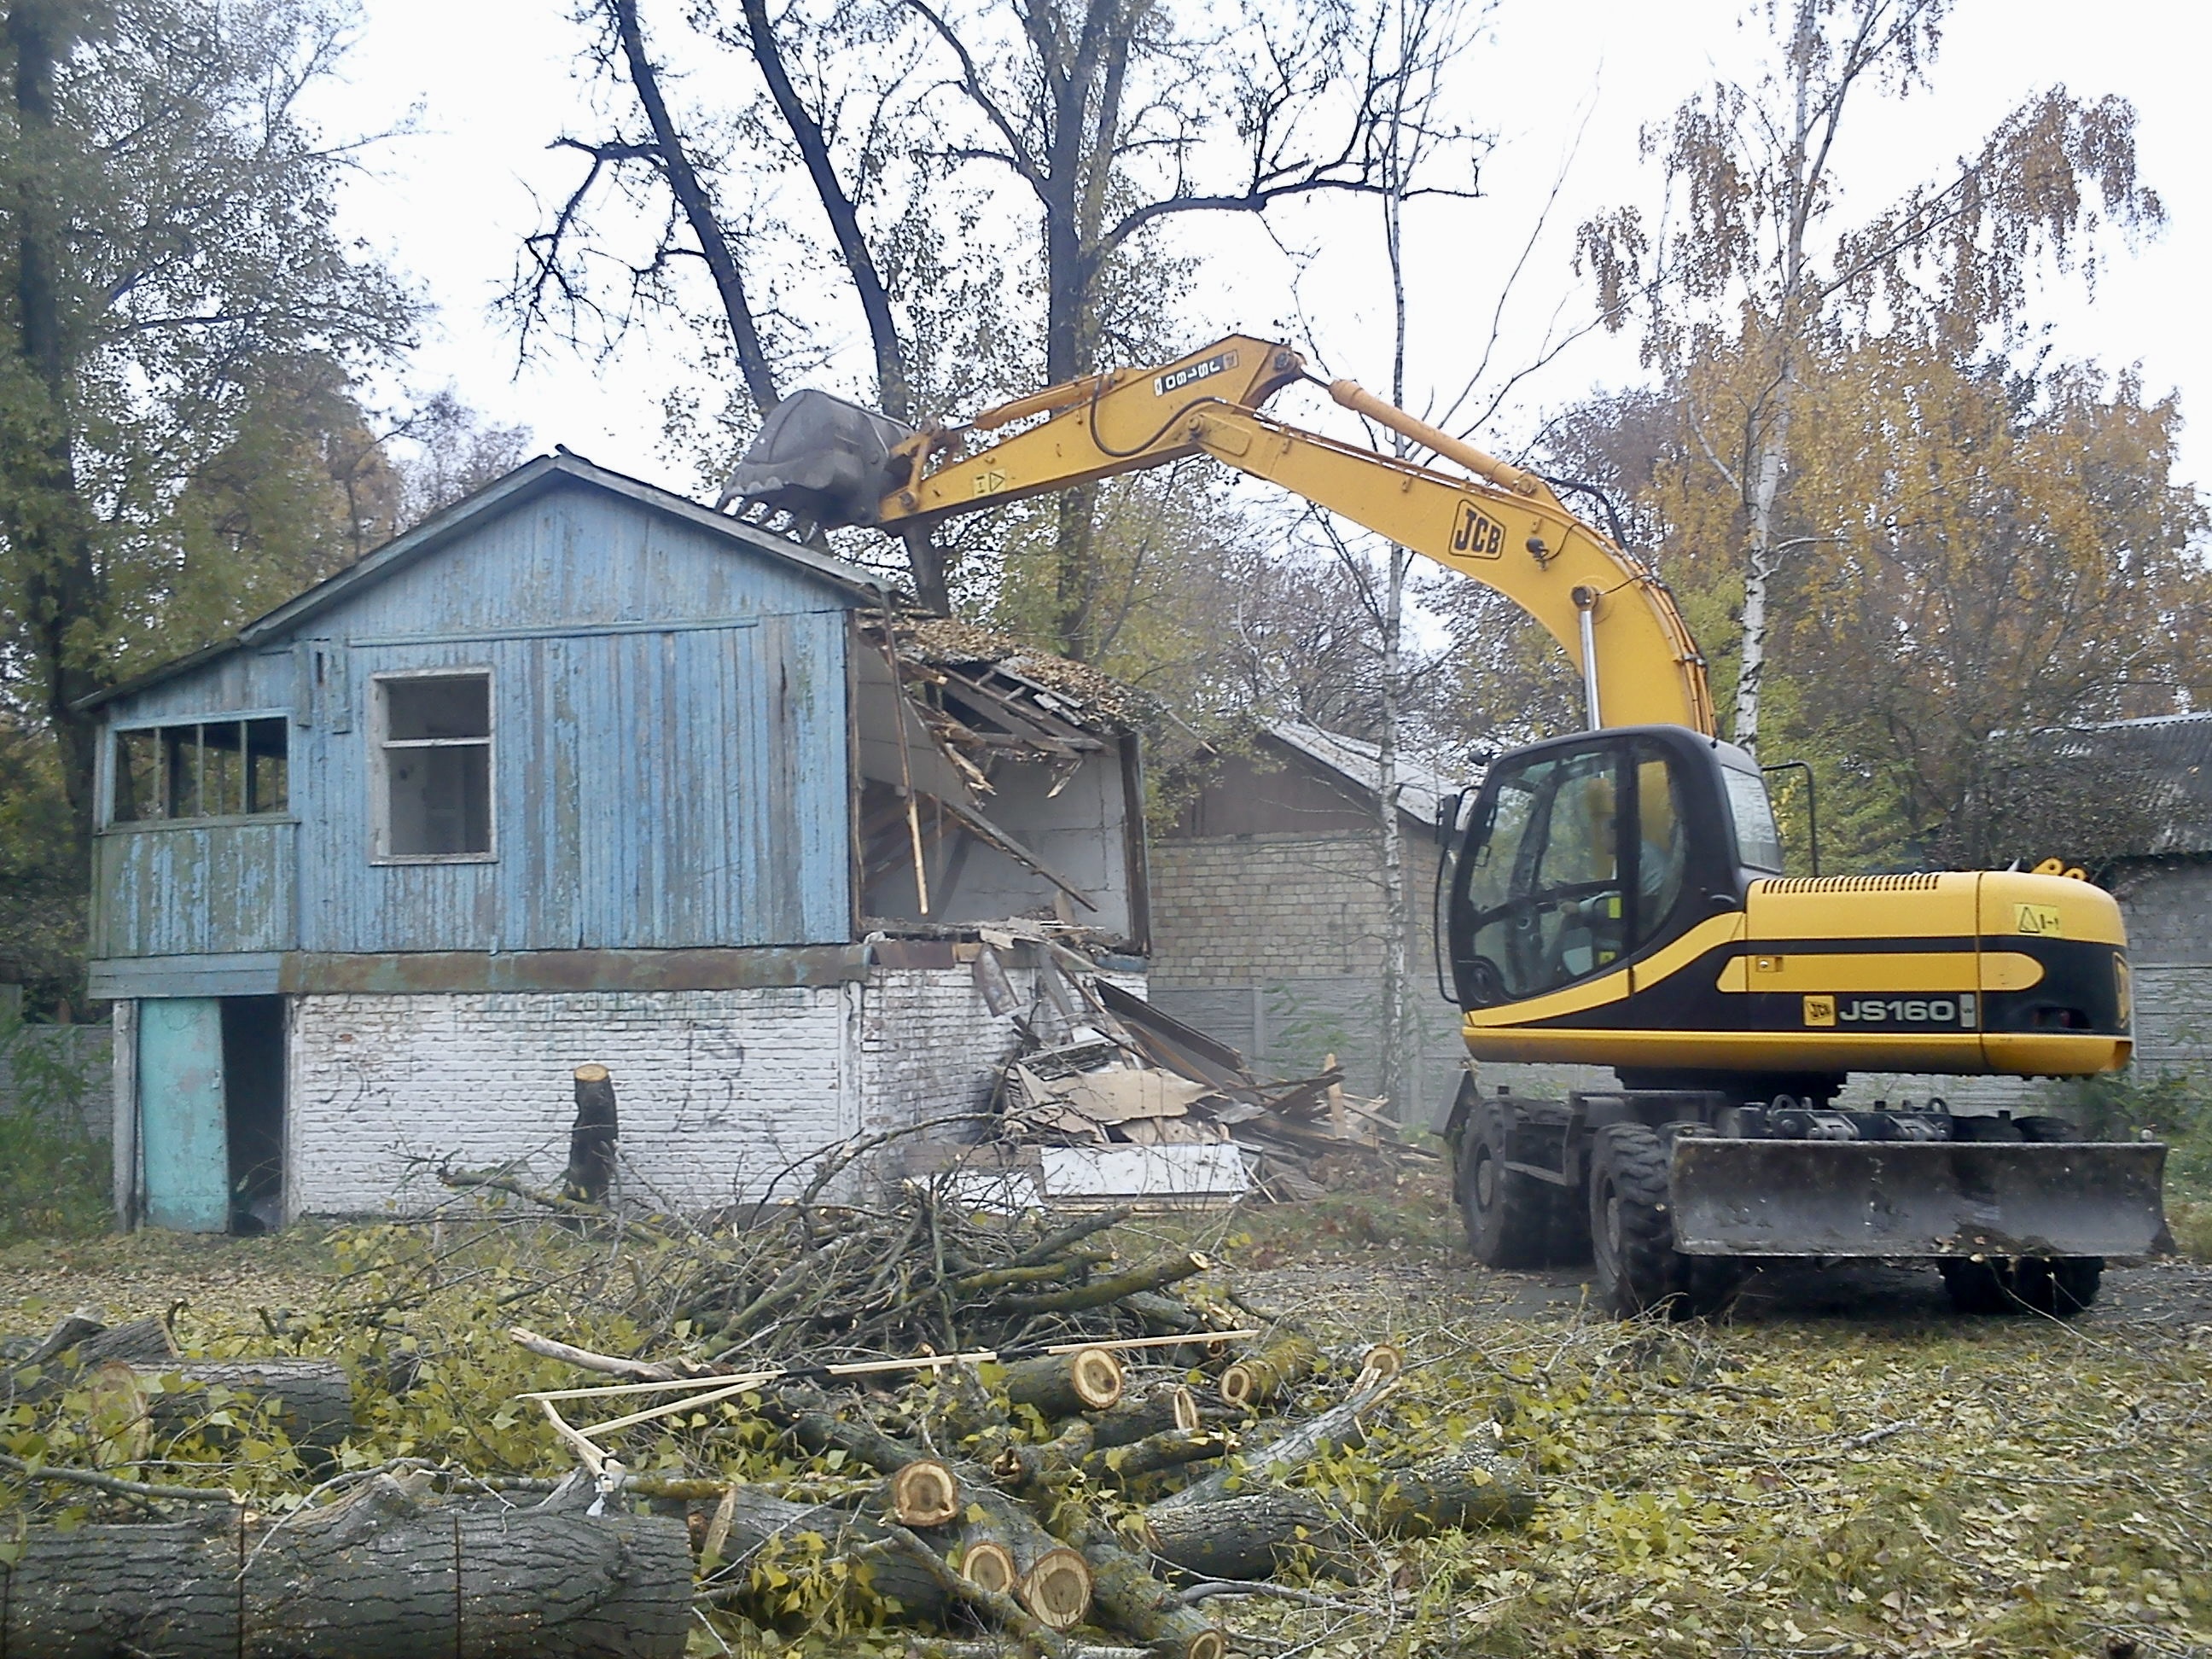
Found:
[370,667,498,864]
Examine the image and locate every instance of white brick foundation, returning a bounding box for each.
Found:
[282,962,1138,1217]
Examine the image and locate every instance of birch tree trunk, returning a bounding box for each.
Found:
[1731,0,1819,755]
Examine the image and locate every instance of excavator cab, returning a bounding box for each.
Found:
[1446,725,1777,1010]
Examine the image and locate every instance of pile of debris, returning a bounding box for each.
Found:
[981,971,1423,1205]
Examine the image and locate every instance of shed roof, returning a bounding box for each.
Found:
[79,451,888,713]
[1264,720,1461,828]
[2060,711,2212,857]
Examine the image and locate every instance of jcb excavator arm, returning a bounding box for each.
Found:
[871,335,1715,736]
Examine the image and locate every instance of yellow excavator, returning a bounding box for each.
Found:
[726,335,2169,1316]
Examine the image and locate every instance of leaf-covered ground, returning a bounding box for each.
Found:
[3,1188,2209,1659]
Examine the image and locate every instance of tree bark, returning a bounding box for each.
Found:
[0,1476,690,1659]
[1371,1441,1538,1534]
[985,1251,1211,1318]
[608,0,779,420]
[5,0,108,844]
[1141,1486,1338,1580]
[1086,1382,1198,1450]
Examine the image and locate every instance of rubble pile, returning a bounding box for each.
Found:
[982,968,1428,1203]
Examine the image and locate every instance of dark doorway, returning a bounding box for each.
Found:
[220,997,286,1233]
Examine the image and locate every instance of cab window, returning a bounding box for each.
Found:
[1721,766,1784,874]
[1452,739,1695,1004]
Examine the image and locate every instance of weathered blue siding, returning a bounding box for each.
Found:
[94,470,861,973]
[95,821,296,957]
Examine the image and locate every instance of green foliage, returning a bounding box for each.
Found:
[0,1010,106,1243]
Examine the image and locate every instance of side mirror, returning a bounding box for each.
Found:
[1435,789,1465,847]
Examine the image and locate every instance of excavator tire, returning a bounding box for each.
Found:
[1459,1100,1574,1269]
[1589,1124,1688,1316]
[1940,1114,2103,1315]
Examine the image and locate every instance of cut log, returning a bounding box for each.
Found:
[0,1474,690,1659]
[1052,1506,1225,1659]
[1086,1382,1198,1450]
[958,1484,1095,1631]
[888,1458,961,1528]
[120,1358,353,1453]
[562,1064,620,1204]
[1004,1347,1124,1418]
[1372,1441,1538,1534]
[985,1251,1212,1318]
[70,1316,181,1368]
[1142,1486,1339,1580]
[1082,1427,1236,1487]
[1155,1374,1397,1510]
[703,1485,954,1623]
[1218,1334,1319,1410]
[952,1532,1018,1598]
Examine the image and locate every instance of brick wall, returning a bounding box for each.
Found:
[287,986,858,1214]
[280,958,1141,1218]
[1149,830,1464,1117]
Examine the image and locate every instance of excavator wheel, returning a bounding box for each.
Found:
[1590,1124,1691,1316]
[1940,1113,2104,1315]
[1459,1099,1575,1269]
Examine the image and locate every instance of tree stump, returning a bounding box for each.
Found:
[562,1064,620,1204]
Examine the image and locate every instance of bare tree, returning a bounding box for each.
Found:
[903,0,1481,659]
[509,0,781,417]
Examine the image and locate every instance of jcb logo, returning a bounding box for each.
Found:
[1452,500,1505,559]
[1802,995,1837,1027]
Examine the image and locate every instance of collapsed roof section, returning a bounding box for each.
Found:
[853,614,1155,951]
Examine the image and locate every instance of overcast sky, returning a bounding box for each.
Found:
[306,0,2208,495]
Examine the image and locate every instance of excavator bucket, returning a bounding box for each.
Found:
[719,389,916,528]
[1668,1138,2172,1258]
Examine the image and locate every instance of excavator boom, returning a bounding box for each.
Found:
[730,336,1714,735]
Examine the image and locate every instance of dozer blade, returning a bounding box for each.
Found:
[1668,1138,2171,1258]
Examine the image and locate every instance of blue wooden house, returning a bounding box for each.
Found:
[84,454,1151,1229]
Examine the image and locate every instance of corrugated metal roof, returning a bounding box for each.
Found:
[2060,712,2212,856]
[79,451,888,713]
[1263,720,1464,828]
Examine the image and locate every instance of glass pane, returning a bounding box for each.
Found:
[246,719,288,813]
[384,676,490,741]
[387,743,492,855]
[1723,767,1786,874]
[203,721,242,816]
[164,726,202,818]
[1632,754,1688,944]
[1536,756,1618,888]
[1463,765,1545,917]
[114,730,158,821]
